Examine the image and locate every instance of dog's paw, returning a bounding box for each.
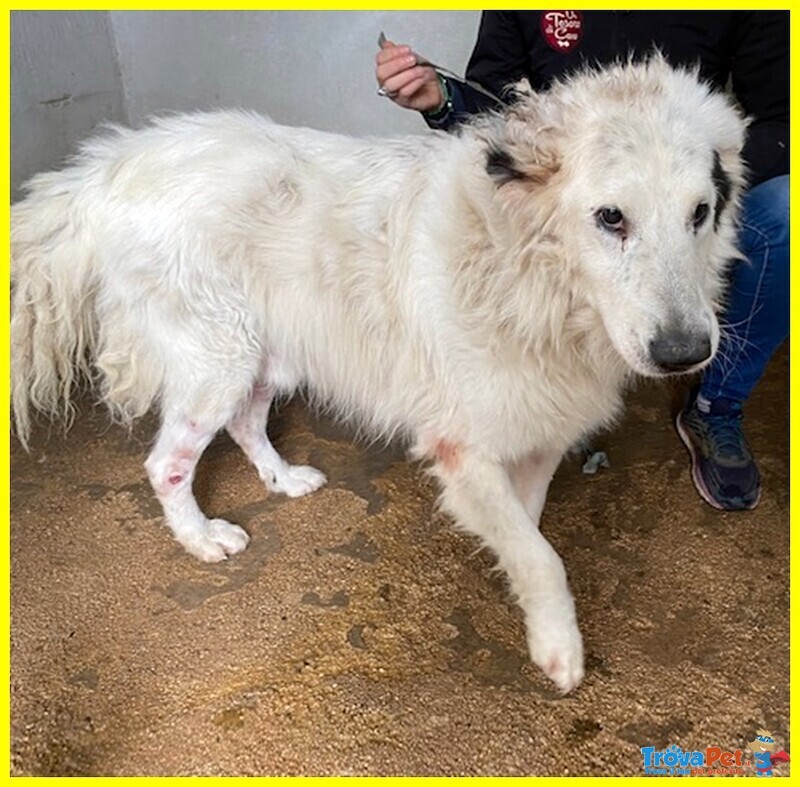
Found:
[271,464,327,498]
[527,608,584,694]
[181,519,250,563]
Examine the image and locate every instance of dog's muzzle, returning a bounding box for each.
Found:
[648,328,712,373]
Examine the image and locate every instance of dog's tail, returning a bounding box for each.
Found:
[11,171,100,449]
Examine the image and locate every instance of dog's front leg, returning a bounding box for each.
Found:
[507,450,563,521]
[432,445,583,692]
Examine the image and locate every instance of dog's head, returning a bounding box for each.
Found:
[479,55,748,378]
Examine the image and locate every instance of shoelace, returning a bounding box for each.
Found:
[701,413,750,461]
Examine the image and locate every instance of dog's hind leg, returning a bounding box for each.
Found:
[145,414,250,563]
[226,382,327,498]
[430,443,583,693]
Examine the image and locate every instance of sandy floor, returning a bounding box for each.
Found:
[11,347,789,776]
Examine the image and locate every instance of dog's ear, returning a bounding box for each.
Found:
[485,145,526,185]
[711,150,732,229]
[483,92,563,189]
[700,92,748,228]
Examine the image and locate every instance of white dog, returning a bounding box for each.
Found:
[11,57,746,692]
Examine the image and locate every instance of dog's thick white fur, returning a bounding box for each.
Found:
[12,57,746,692]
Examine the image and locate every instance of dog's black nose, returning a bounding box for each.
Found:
[649,330,712,373]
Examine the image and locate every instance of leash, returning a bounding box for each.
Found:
[377,31,507,107]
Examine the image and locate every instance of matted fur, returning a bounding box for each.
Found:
[11,57,746,692]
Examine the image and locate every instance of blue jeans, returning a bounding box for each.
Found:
[700,175,789,403]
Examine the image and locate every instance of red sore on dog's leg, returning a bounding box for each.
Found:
[168,474,183,485]
[432,439,463,474]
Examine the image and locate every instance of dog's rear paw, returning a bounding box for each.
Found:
[271,464,327,498]
[528,611,584,694]
[181,519,250,563]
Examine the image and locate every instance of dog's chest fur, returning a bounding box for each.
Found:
[261,264,627,464]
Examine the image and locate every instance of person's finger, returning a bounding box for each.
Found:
[397,73,430,99]
[376,43,411,66]
[376,53,417,86]
[381,65,433,96]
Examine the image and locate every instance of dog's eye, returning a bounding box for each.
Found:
[596,207,625,232]
[693,202,710,229]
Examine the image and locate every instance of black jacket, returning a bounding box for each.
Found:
[426,11,788,186]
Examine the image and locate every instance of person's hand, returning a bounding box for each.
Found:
[375,37,444,113]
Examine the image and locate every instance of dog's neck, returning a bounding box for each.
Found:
[438,159,608,355]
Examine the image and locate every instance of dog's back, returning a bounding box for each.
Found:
[12,112,447,444]
[14,109,561,457]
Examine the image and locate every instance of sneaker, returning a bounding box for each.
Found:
[675,388,761,511]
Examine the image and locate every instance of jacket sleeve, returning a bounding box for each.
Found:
[731,11,789,185]
[424,11,527,132]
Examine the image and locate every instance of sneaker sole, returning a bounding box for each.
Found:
[675,411,760,512]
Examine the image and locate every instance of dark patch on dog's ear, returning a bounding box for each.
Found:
[486,146,525,185]
[712,150,732,229]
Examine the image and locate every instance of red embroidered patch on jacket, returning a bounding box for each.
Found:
[540,11,584,54]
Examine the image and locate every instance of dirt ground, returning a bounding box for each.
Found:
[10,346,789,776]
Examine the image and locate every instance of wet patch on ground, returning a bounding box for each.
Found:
[10,348,789,775]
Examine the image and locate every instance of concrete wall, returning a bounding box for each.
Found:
[11,11,480,197]
[11,11,127,198]
[109,11,480,133]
